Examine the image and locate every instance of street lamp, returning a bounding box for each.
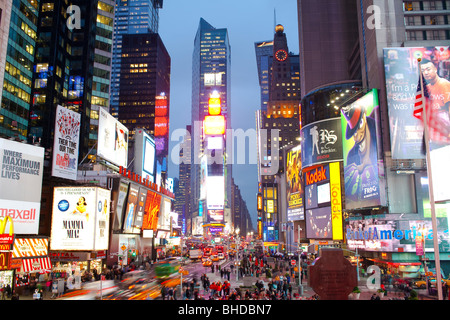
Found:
[235,228,240,281]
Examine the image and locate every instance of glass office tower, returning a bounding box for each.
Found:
[110,0,162,118]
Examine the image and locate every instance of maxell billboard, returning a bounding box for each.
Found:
[0,138,44,234]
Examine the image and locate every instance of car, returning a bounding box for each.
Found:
[202,259,213,267]
[211,255,219,262]
[414,277,450,289]
[218,253,224,260]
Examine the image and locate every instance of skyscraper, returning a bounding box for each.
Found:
[190,18,232,236]
[256,25,301,242]
[118,32,171,185]
[110,0,163,118]
[0,0,40,140]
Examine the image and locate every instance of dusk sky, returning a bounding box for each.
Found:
[159,0,299,229]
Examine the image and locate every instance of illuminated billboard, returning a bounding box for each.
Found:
[340,89,383,210]
[134,129,156,183]
[98,107,128,168]
[204,115,225,135]
[122,184,140,233]
[384,46,450,159]
[208,209,224,222]
[206,176,224,209]
[204,72,223,86]
[52,105,80,180]
[142,190,162,231]
[285,145,304,221]
[200,155,208,200]
[155,95,168,117]
[0,138,44,234]
[301,118,343,169]
[51,187,111,250]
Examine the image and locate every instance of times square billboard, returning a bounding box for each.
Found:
[383,46,450,159]
[340,89,386,210]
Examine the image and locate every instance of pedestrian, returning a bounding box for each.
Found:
[161,285,167,300]
[185,287,191,300]
[371,293,380,300]
[443,282,448,299]
[168,287,174,300]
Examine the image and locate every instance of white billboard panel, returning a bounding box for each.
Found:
[97,108,128,167]
[0,138,44,234]
[206,176,224,209]
[52,105,81,180]
[51,187,111,250]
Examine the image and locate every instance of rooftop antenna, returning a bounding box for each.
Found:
[274,8,276,31]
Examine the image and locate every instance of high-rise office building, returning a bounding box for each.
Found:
[0,0,40,140]
[255,25,301,242]
[118,32,171,186]
[190,18,232,236]
[110,0,163,118]
[254,40,273,112]
[27,0,115,161]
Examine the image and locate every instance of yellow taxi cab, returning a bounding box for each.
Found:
[211,255,219,262]
[415,277,450,289]
[202,259,213,267]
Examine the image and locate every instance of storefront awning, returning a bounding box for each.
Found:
[19,257,52,274]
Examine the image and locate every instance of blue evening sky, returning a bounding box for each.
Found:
[160,0,299,229]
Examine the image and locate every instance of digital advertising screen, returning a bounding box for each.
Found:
[206,176,224,210]
[340,89,382,210]
[301,118,343,169]
[306,207,332,240]
[98,108,128,168]
[142,190,162,231]
[285,145,304,221]
[384,46,450,159]
[122,184,139,233]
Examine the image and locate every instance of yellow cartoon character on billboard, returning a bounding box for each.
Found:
[73,196,89,221]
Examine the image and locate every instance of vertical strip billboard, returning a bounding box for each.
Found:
[122,184,139,233]
[384,46,450,159]
[112,181,129,231]
[285,145,304,221]
[98,107,129,168]
[52,105,80,180]
[0,138,44,234]
[340,89,382,210]
[51,187,111,250]
[329,162,343,240]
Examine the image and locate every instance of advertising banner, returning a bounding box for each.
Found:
[133,187,147,228]
[306,207,332,240]
[383,46,450,159]
[51,105,80,180]
[112,181,129,231]
[301,118,343,169]
[51,187,111,251]
[329,162,343,240]
[208,209,224,222]
[346,218,450,253]
[142,190,161,231]
[206,176,224,210]
[285,146,304,221]
[97,107,128,168]
[123,184,139,233]
[304,164,332,239]
[0,138,44,234]
[341,89,382,210]
[133,129,156,183]
[12,238,48,258]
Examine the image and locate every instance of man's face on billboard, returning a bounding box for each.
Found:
[421,62,438,84]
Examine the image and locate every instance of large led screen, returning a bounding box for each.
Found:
[142,190,162,231]
[122,184,139,233]
[306,207,332,240]
[98,107,128,168]
[384,46,450,159]
[340,89,382,210]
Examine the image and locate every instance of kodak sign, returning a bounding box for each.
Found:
[305,165,329,186]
